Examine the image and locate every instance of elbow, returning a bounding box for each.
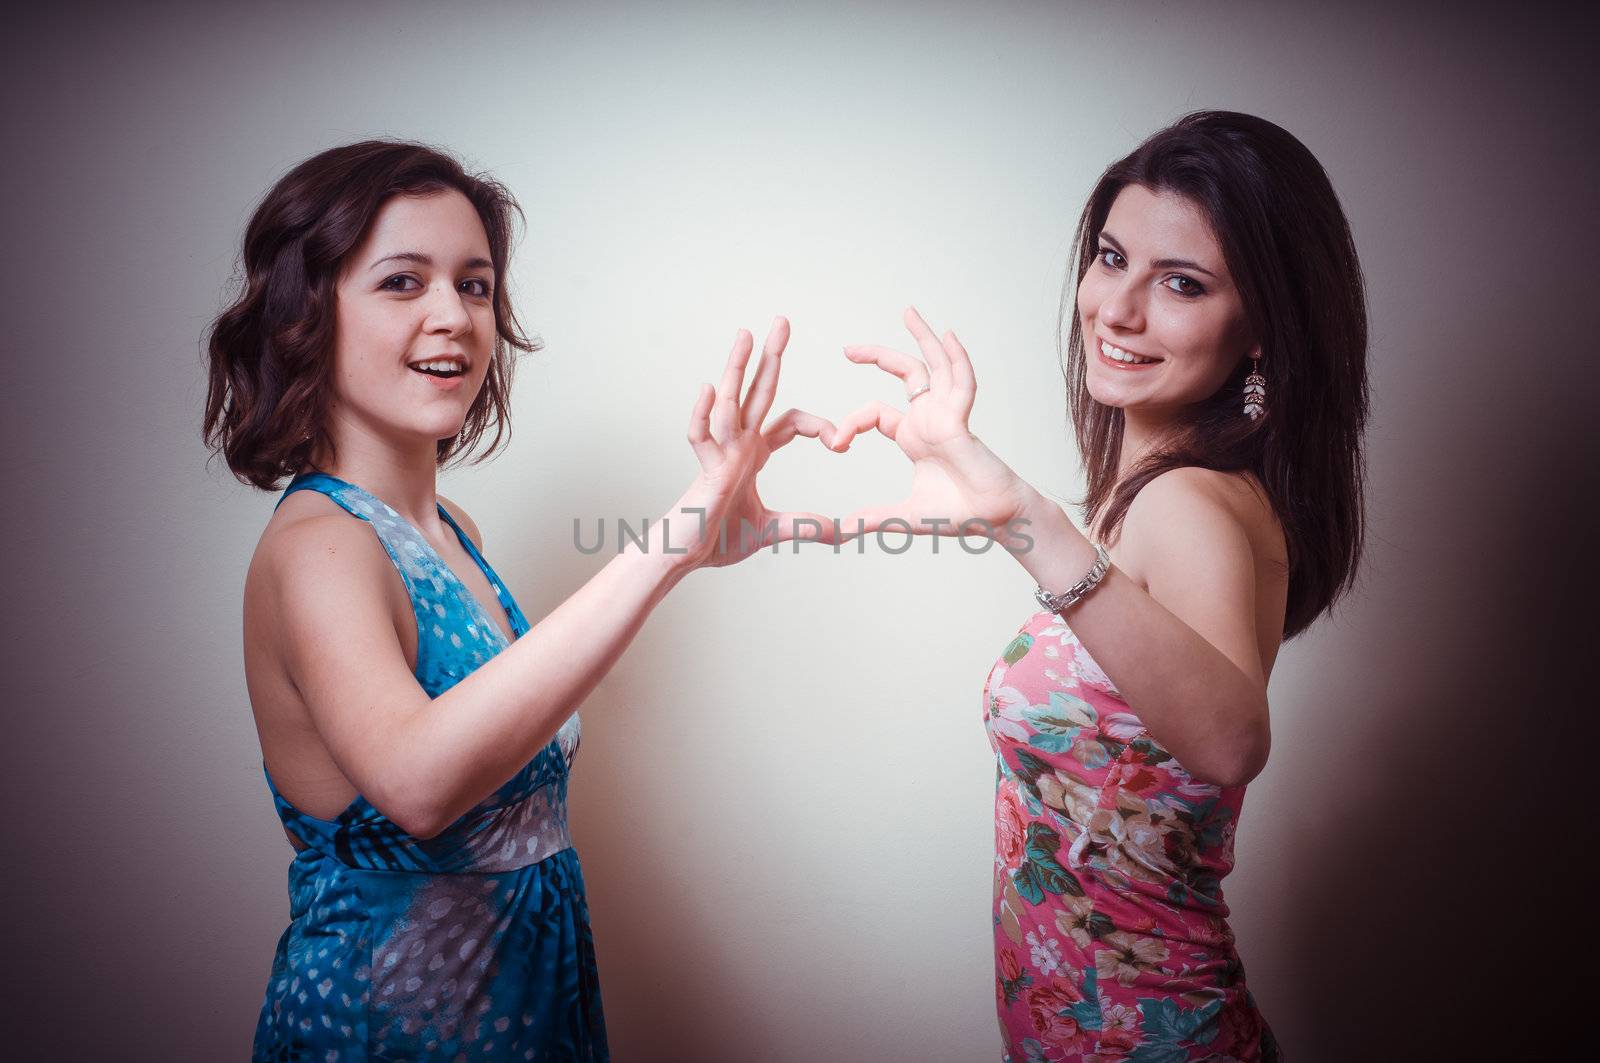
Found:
[365,721,456,840]
[1194,710,1272,789]
[394,808,447,841]
[393,779,458,840]
[1209,752,1266,789]
[369,760,450,840]
[370,790,445,840]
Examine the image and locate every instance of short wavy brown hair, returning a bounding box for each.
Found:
[203,140,537,490]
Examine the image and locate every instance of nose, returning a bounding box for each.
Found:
[1097,274,1144,333]
[423,281,473,337]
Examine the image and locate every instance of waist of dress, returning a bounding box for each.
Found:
[425,779,574,872]
[290,779,575,874]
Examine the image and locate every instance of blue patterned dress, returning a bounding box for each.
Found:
[253,471,608,1062]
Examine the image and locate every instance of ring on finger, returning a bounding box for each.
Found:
[906,382,932,402]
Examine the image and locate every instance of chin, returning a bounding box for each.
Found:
[1083,375,1132,410]
[415,417,470,443]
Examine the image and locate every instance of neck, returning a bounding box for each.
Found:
[1115,405,1179,482]
[306,423,445,532]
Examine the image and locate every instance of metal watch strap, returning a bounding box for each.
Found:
[1034,543,1111,614]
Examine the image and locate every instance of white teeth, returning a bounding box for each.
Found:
[413,359,464,372]
[1100,340,1157,365]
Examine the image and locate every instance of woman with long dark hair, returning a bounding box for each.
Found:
[825,111,1366,1059]
[204,140,835,1060]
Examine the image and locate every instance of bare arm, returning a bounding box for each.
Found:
[269,320,839,838]
[1006,472,1270,786]
[270,517,687,837]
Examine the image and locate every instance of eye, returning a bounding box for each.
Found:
[378,273,421,292]
[1163,275,1206,298]
[459,277,493,298]
[1096,246,1125,270]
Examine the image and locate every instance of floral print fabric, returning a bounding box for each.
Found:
[984,611,1279,1062]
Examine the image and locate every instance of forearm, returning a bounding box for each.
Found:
[1007,488,1269,786]
[398,538,689,836]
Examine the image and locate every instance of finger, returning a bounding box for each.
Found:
[828,400,903,452]
[710,392,740,445]
[741,316,789,430]
[841,343,929,394]
[762,408,839,450]
[942,328,976,408]
[686,382,721,468]
[715,327,755,416]
[764,509,842,546]
[836,503,916,538]
[904,305,951,390]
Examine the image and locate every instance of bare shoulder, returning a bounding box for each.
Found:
[1134,465,1255,510]
[250,491,393,593]
[1120,467,1283,570]
[1190,468,1287,578]
[244,491,404,660]
[436,494,484,552]
[1118,468,1244,561]
[1117,466,1288,681]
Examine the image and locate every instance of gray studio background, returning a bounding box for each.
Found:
[4,1,1590,1059]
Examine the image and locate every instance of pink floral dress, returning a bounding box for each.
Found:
[985,611,1280,1062]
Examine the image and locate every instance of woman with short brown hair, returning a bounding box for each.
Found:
[206,139,835,1061]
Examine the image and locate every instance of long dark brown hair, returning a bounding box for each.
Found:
[203,140,537,490]
[1062,111,1368,639]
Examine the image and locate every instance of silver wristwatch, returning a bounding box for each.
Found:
[1034,543,1111,614]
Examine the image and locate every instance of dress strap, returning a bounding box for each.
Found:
[436,504,531,638]
[276,469,525,664]
[276,470,364,516]
[276,470,456,668]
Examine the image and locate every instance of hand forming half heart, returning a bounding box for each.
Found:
[824,306,1033,544]
[656,316,841,568]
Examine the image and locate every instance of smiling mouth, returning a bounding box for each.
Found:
[1098,339,1161,365]
[409,358,467,379]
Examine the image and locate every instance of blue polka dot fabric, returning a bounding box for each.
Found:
[253,471,608,1061]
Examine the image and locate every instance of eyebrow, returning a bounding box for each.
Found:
[1098,232,1218,279]
[368,251,494,272]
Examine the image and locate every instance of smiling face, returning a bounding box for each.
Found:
[325,189,497,459]
[1076,184,1257,425]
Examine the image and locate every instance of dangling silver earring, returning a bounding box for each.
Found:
[1243,356,1266,420]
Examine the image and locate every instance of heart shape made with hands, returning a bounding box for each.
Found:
[678,306,1029,559]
